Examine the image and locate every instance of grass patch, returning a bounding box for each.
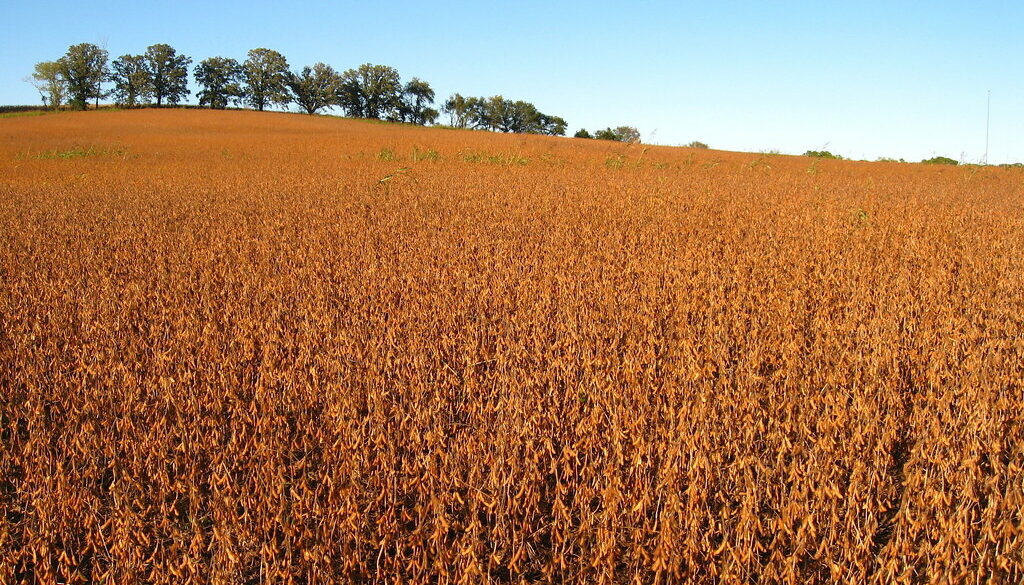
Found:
[0,110,52,119]
[33,145,130,160]
[605,154,626,169]
[459,149,529,165]
[411,147,441,162]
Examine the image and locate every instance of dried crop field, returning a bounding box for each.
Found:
[1,109,1022,584]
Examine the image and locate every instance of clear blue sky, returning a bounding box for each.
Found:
[2,1,1021,163]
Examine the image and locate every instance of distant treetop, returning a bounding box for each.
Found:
[803,150,843,160]
[592,126,641,143]
[920,156,959,165]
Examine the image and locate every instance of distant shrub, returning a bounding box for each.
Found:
[613,126,641,143]
[0,110,51,119]
[411,147,440,161]
[574,129,592,139]
[921,156,959,165]
[803,150,843,160]
[0,105,45,114]
[594,126,640,143]
[876,157,907,163]
[604,154,626,169]
[34,145,128,159]
[684,141,709,149]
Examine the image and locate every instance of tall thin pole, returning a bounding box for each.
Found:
[985,90,990,165]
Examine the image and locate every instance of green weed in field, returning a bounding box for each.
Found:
[32,145,129,159]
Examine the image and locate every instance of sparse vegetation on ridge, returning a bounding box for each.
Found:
[29,42,578,137]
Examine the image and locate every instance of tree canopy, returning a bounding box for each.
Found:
[441,94,480,129]
[400,78,438,125]
[288,63,340,115]
[110,54,152,107]
[29,61,66,110]
[921,156,959,165]
[243,48,291,112]
[594,126,641,143]
[32,42,568,135]
[194,57,244,110]
[442,94,565,136]
[145,44,191,106]
[335,64,402,120]
[59,43,108,110]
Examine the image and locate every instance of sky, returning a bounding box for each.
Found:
[2,1,1021,164]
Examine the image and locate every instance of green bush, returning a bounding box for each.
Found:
[921,156,959,165]
[593,126,640,142]
[803,150,843,160]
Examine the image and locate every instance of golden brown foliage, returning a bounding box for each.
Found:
[1,109,1022,584]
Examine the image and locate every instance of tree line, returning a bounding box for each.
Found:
[573,126,642,143]
[29,42,616,138]
[441,94,566,136]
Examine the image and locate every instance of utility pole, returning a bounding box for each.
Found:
[985,90,990,165]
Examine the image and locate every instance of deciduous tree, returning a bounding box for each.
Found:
[243,48,291,111]
[110,54,152,107]
[595,126,641,142]
[442,93,476,128]
[400,78,438,125]
[613,125,641,143]
[334,69,364,118]
[145,44,191,106]
[537,114,568,136]
[59,43,108,110]
[288,63,340,115]
[337,64,401,119]
[28,61,66,109]
[443,93,565,135]
[194,57,244,109]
